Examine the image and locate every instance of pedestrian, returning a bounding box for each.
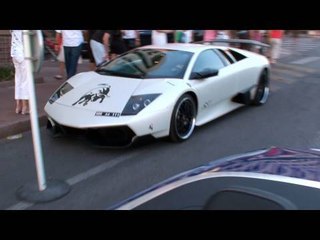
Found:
[250,30,262,53]
[269,30,284,64]
[175,30,193,43]
[10,30,30,115]
[166,30,175,43]
[86,30,96,70]
[54,32,83,80]
[90,30,111,66]
[203,30,216,41]
[109,30,126,60]
[138,30,152,46]
[216,30,230,46]
[152,30,173,45]
[122,30,140,51]
[55,30,84,79]
[237,30,251,50]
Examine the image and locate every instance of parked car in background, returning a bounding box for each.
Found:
[110,147,320,210]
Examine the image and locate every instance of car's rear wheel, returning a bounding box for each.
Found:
[252,70,269,106]
[169,94,196,142]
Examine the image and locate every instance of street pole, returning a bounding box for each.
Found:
[16,30,70,203]
[23,30,47,191]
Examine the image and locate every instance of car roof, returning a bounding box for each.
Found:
[109,147,320,209]
[139,43,229,54]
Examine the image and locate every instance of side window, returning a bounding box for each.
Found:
[217,49,236,64]
[192,50,225,74]
[227,49,247,61]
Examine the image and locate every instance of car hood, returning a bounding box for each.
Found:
[55,71,172,112]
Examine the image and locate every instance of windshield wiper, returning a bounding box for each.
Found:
[96,69,116,75]
[96,69,144,79]
[116,72,145,79]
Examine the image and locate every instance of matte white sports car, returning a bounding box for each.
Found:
[45,43,270,146]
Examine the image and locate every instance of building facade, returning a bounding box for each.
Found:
[0,30,11,67]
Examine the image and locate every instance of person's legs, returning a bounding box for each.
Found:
[140,34,152,46]
[64,46,71,78]
[55,47,65,79]
[273,38,282,61]
[124,38,136,51]
[21,99,29,115]
[13,59,22,113]
[15,100,22,114]
[13,59,29,113]
[271,38,282,63]
[59,62,65,77]
[64,45,82,79]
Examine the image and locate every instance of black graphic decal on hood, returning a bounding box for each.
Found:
[73,85,111,106]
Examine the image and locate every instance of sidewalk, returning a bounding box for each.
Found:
[0,60,92,140]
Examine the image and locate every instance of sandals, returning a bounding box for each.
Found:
[15,109,29,115]
[21,108,30,115]
[15,108,21,114]
[55,75,63,80]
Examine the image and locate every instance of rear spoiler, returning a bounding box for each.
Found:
[194,39,270,48]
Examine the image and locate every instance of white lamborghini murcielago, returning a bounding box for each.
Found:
[45,42,270,146]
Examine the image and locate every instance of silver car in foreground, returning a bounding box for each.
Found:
[111,147,320,210]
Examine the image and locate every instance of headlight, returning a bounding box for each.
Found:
[122,94,161,115]
[49,82,74,104]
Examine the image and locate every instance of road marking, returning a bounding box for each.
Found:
[270,74,294,84]
[6,150,144,210]
[271,67,305,78]
[280,39,319,58]
[290,56,320,65]
[6,134,23,140]
[310,131,320,150]
[66,151,142,185]
[6,201,33,210]
[269,84,281,92]
[275,62,317,74]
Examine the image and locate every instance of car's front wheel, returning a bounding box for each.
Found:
[169,94,196,142]
[252,70,270,106]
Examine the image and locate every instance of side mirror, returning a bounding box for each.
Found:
[190,68,219,79]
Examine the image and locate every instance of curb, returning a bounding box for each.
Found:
[0,114,47,140]
[0,75,47,140]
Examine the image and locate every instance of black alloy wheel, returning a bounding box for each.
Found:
[169,94,196,142]
[252,70,270,106]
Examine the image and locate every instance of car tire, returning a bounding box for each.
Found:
[252,70,270,106]
[169,94,196,142]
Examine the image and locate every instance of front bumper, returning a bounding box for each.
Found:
[45,102,173,146]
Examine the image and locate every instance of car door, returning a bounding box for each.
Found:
[190,49,238,123]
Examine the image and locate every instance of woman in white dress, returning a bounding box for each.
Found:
[10,30,30,114]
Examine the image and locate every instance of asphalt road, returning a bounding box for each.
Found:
[1,37,320,210]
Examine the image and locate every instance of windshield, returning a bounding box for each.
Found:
[96,48,193,79]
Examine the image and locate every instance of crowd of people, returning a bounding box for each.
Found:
[50,30,284,79]
[11,30,285,115]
